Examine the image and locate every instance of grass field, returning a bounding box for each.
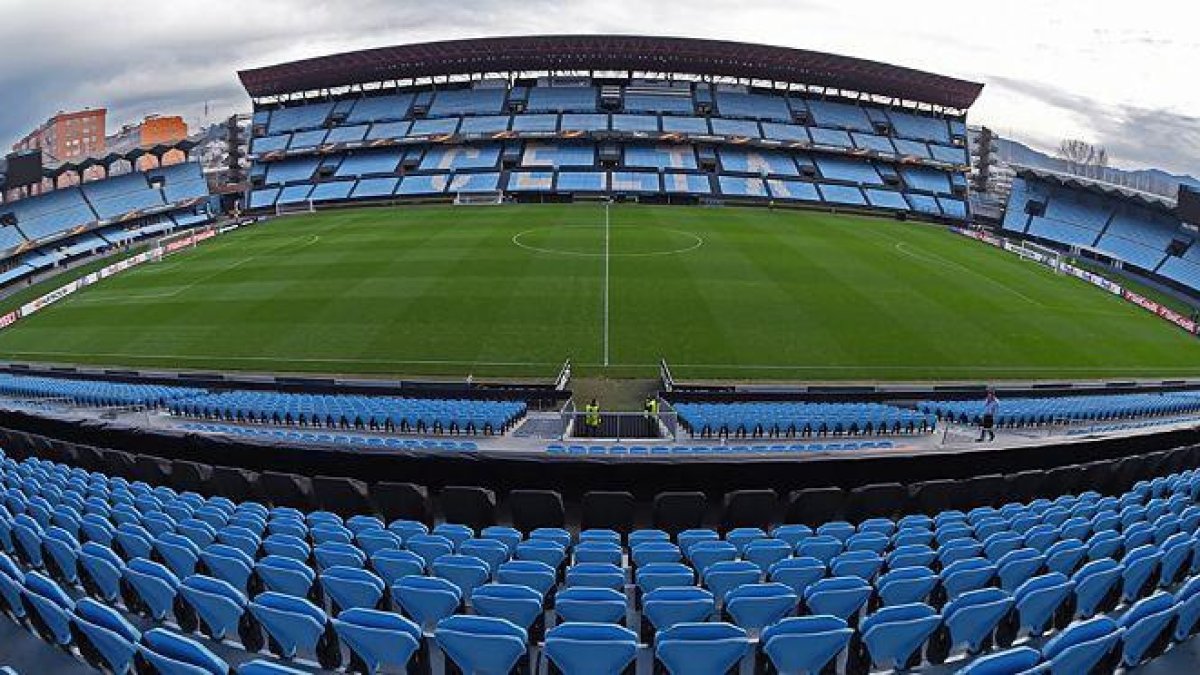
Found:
[0,203,1196,381]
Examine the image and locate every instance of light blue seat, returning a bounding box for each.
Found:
[1174,575,1200,640]
[1013,572,1074,636]
[942,588,1013,655]
[1072,558,1123,618]
[496,560,557,598]
[41,526,81,583]
[655,622,750,675]
[556,586,627,624]
[796,535,842,565]
[248,591,338,666]
[122,557,181,621]
[22,570,74,646]
[331,607,421,674]
[394,575,462,632]
[831,550,882,581]
[631,542,682,567]
[941,558,997,600]
[320,565,386,612]
[743,539,791,572]
[566,562,624,591]
[369,548,425,585]
[643,586,715,636]
[1121,545,1161,602]
[689,541,739,574]
[178,574,249,643]
[516,539,566,569]
[406,534,454,569]
[199,543,254,593]
[314,542,365,571]
[703,560,761,601]
[574,541,623,566]
[79,541,124,602]
[435,614,528,675]
[544,623,638,675]
[433,553,491,598]
[996,548,1045,592]
[859,602,942,671]
[768,557,826,596]
[472,583,544,632]
[724,582,797,637]
[1118,591,1177,667]
[1038,616,1121,675]
[0,551,25,619]
[136,628,229,675]
[636,562,694,597]
[72,597,141,674]
[462,538,511,573]
[253,554,315,598]
[877,567,938,606]
[804,576,871,621]
[955,646,1040,674]
[760,615,852,674]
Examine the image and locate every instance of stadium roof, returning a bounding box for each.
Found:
[237,35,985,109]
[1014,165,1178,212]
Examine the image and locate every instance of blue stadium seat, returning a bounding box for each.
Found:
[642,586,715,637]
[435,615,528,675]
[248,591,340,667]
[1118,591,1177,667]
[940,587,1014,656]
[655,622,750,675]
[556,586,627,624]
[760,615,852,674]
[136,628,230,675]
[319,565,385,612]
[1038,616,1122,674]
[331,607,421,674]
[724,582,797,636]
[472,583,544,633]
[71,597,141,674]
[394,575,462,632]
[22,570,74,646]
[122,557,181,621]
[858,602,942,671]
[544,623,639,675]
[804,576,871,621]
[496,560,557,598]
[955,646,1041,674]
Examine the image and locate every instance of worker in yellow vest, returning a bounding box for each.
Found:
[584,399,601,436]
[644,396,659,434]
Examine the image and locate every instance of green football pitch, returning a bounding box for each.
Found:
[0,203,1197,381]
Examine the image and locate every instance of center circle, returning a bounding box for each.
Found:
[512,224,704,257]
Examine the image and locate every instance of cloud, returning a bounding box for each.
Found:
[0,0,1195,177]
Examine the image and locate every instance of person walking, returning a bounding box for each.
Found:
[644,396,659,435]
[978,388,999,442]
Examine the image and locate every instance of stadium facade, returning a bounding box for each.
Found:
[238,35,980,220]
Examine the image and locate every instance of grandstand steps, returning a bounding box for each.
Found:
[1091,209,1119,248]
[571,378,661,410]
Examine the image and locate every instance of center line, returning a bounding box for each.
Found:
[603,200,611,367]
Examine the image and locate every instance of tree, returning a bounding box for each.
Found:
[1058,139,1109,178]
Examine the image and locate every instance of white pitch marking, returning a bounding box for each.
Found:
[603,201,610,367]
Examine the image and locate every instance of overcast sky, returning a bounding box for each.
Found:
[0,0,1196,174]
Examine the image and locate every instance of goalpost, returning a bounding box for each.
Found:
[151,224,219,262]
[454,190,504,206]
[275,199,316,217]
[1008,239,1066,274]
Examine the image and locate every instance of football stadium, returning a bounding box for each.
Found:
[0,22,1199,675]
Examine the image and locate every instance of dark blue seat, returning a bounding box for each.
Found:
[331,607,421,674]
[760,615,852,674]
[557,586,627,624]
[71,597,141,674]
[655,622,750,675]
[544,623,638,675]
[435,614,529,675]
[1118,591,1177,667]
[858,602,941,671]
[394,574,462,632]
[136,627,230,675]
[248,591,340,668]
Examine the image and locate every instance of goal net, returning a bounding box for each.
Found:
[151,224,219,262]
[275,199,316,217]
[1008,239,1065,274]
[454,190,504,206]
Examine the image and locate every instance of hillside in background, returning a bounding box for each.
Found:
[996,138,1200,197]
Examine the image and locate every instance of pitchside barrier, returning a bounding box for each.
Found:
[0,222,233,335]
[954,227,1199,335]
